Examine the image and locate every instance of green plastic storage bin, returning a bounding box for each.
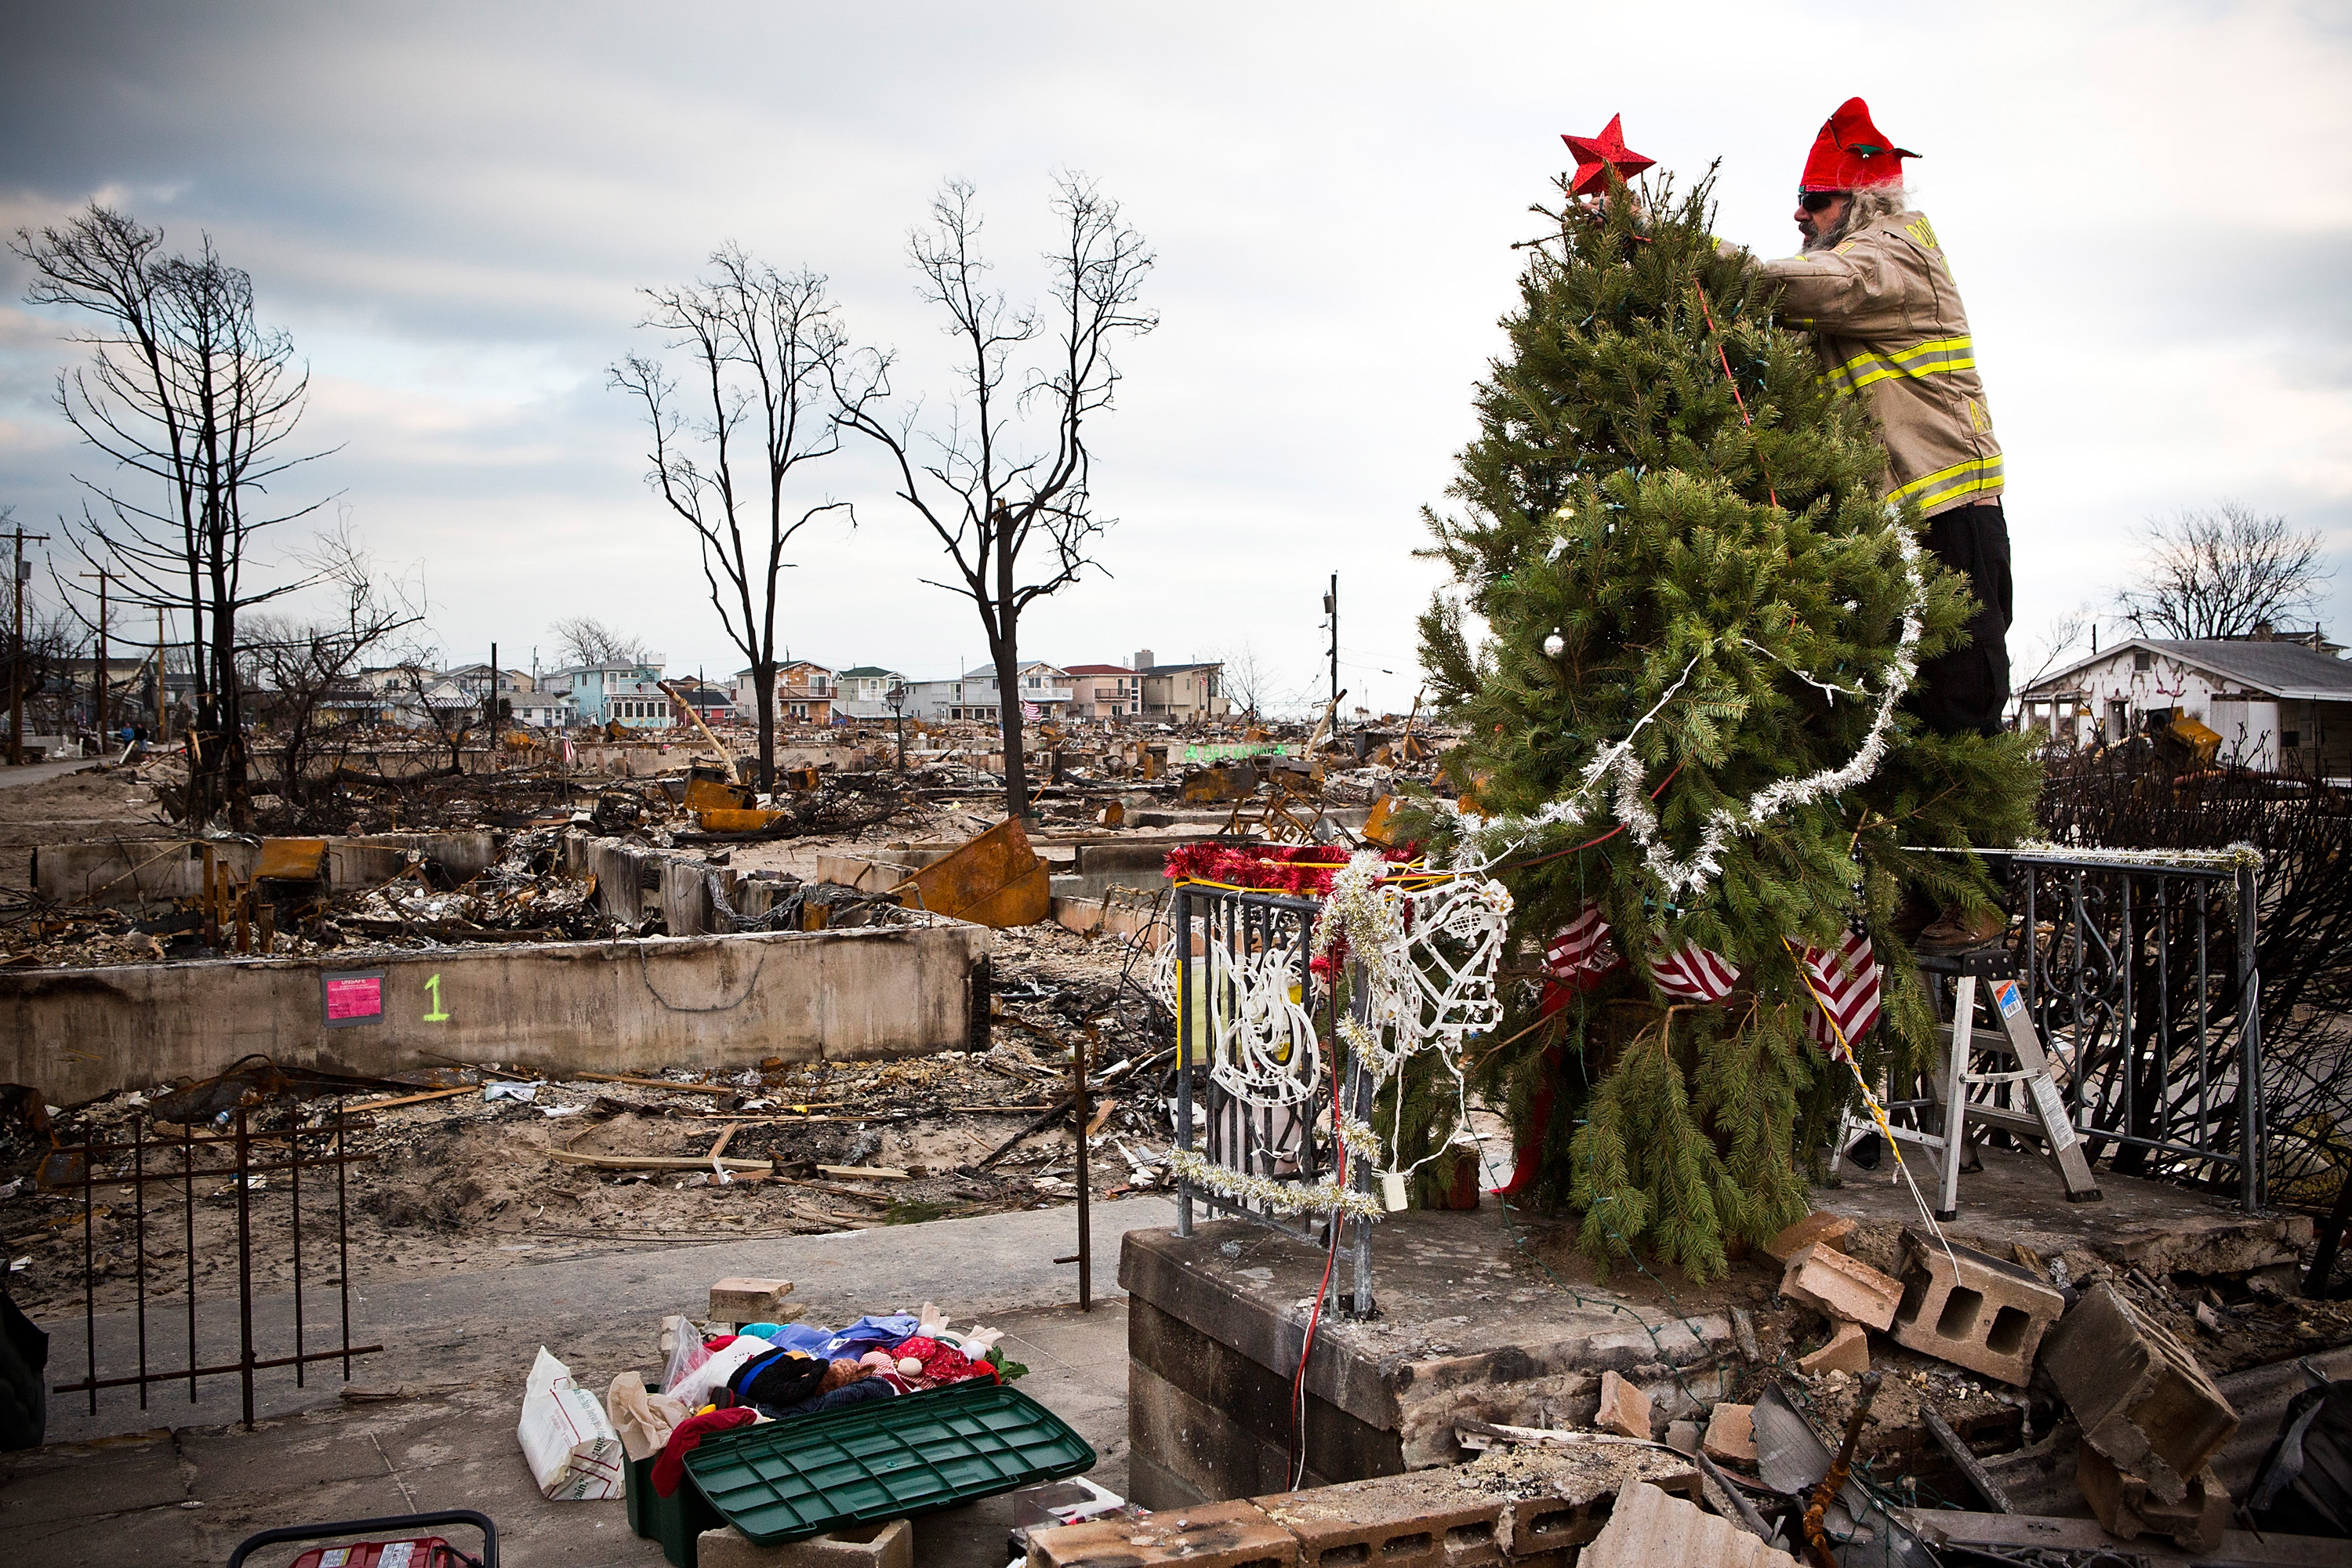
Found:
[684,1382,1095,1544]
[626,1447,726,1568]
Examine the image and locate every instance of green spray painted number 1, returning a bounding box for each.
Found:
[423,973,452,1022]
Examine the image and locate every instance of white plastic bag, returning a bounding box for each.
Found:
[518,1346,625,1500]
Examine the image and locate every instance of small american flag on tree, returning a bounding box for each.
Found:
[1801,929,1882,1058]
[1650,943,1741,1004]
[1544,903,1623,987]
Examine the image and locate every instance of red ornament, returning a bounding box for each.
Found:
[1562,114,1657,197]
[1798,96,1917,192]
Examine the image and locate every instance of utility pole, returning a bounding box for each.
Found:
[9,523,53,766]
[78,570,113,742]
[1323,572,1340,716]
[486,641,499,735]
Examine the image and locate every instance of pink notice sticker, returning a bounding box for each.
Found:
[325,975,383,1022]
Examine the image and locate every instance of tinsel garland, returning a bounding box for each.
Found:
[1165,1148,1387,1219]
[1163,841,1418,895]
[1454,524,1927,899]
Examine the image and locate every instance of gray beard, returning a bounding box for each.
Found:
[1800,217,1847,252]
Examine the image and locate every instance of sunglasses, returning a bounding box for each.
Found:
[1799,191,1846,212]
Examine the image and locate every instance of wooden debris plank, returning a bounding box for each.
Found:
[815,1163,910,1181]
[545,1149,774,1172]
[341,1085,479,1112]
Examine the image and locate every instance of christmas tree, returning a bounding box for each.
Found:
[1410,154,2039,1279]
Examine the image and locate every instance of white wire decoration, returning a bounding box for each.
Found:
[1204,940,1323,1106]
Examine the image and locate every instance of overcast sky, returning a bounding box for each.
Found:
[3,1,2347,716]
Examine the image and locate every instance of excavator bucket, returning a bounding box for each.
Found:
[894,817,1051,927]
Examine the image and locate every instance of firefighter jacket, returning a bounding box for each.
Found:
[1760,208,2002,518]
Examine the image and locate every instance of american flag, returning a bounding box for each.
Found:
[1650,943,1741,1004]
[1801,929,1882,1059]
[1544,903,1624,989]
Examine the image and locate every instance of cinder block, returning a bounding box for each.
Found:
[1253,1470,1504,1567]
[1797,1320,1871,1377]
[1029,1498,1298,1566]
[1889,1233,2064,1387]
[1702,1404,1756,1465]
[1595,1370,1653,1439]
[2076,1445,2229,1553]
[696,1519,910,1568]
[2040,1280,2238,1504]
[1579,1479,1796,1568]
[1763,1210,1854,1265]
[1780,1242,1901,1330]
[709,1276,794,1323]
[1504,1473,1700,1559]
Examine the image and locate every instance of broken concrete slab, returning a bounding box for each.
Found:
[710,1278,794,1323]
[1780,1240,1902,1329]
[697,1519,912,1567]
[1889,1232,2066,1386]
[1579,1479,1796,1568]
[2042,1279,2239,1505]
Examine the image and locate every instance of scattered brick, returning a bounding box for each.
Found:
[1702,1403,1756,1465]
[1578,1479,1796,1568]
[1595,1370,1653,1439]
[2040,1279,2238,1504]
[1780,1242,1902,1330]
[1663,1420,1700,1456]
[1796,1320,1871,1377]
[1889,1233,2065,1387]
[1029,1498,1298,1567]
[2076,1445,2230,1553]
[1762,1210,1854,1265]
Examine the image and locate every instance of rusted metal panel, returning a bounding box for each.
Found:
[697,807,788,833]
[683,764,754,811]
[254,838,328,881]
[895,816,1050,927]
[1180,763,1258,804]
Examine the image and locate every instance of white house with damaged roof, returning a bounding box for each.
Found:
[2016,633,2352,779]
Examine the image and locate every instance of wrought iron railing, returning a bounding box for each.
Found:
[1997,851,2263,1210]
[1171,883,1379,1312]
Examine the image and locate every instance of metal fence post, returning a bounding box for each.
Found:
[1174,886,1193,1239]
[2237,861,2263,1212]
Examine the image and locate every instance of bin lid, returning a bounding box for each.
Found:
[684,1381,1095,1544]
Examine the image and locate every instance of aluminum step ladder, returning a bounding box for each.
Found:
[1831,948,2103,1220]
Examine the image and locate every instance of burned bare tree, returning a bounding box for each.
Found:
[835,176,1155,818]
[2117,503,2328,641]
[546,615,648,670]
[238,532,420,826]
[15,205,334,826]
[612,249,852,792]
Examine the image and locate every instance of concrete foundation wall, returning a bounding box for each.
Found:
[34,832,499,910]
[0,920,989,1105]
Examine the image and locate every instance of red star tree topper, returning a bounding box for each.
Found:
[1561,113,1656,196]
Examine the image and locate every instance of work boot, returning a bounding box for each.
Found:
[1917,906,2006,952]
[1890,895,1933,939]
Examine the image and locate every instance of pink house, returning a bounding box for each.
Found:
[1063,664,1143,721]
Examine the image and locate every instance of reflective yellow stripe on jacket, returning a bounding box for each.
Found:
[1820,336,1975,396]
[1889,453,2004,510]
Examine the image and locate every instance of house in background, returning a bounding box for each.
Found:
[726,662,833,725]
[1064,664,1141,720]
[546,662,670,728]
[2017,633,2352,778]
[831,666,907,720]
[1133,650,1227,722]
[668,684,737,725]
[444,663,535,698]
[509,690,576,729]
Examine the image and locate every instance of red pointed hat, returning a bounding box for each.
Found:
[1799,97,1918,191]
[1563,114,1656,196]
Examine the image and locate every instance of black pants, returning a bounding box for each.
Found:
[1907,499,2012,739]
